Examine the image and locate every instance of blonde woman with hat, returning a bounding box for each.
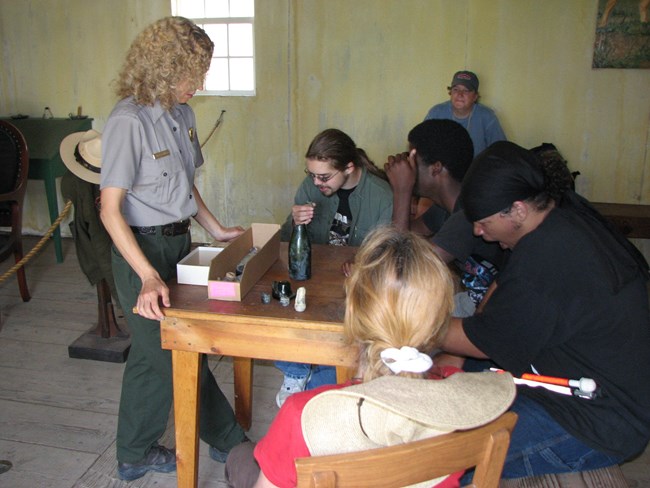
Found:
[224,226,516,488]
[99,17,248,481]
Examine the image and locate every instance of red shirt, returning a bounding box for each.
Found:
[254,366,463,488]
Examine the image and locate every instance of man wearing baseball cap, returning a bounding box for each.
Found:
[424,70,506,156]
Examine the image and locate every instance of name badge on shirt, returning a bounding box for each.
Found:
[153,149,170,160]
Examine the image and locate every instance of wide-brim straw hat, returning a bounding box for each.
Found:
[60,130,102,184]
[302,372,515,456]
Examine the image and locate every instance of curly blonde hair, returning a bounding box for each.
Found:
[115,16,214,110]
[344,226,454,382]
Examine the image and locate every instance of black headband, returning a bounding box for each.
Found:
[461,141,649,291]
[461,142,543,222]
[74,144,101,174]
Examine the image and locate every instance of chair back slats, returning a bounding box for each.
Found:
[0,120,31,301]
[0,120,29,203]
[295,411,518,488]
[0,130,20,193]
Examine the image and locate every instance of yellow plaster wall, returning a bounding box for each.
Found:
[1,0,649,252]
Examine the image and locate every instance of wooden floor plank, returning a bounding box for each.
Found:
[0,439,100,488]
[0,398,116,454]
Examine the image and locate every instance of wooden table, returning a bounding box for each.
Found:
[0,117,93,263]
[161,243,359,488]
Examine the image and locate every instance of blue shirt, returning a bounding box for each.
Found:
[424,101,506,156]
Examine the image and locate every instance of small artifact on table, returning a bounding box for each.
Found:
[224,271,237,282]
[294,286,306,312]
[236,246,259,278]
[261,292,271,304]
[280,295,291,307]
[272,280,293,300]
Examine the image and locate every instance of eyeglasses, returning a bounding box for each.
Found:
[448,86,474,96]
[304,168,340,183]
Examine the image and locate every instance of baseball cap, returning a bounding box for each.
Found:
[450,71,479,92]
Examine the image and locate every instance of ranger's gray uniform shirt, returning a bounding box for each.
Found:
[101,97,203,226]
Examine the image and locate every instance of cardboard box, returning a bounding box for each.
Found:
[177,246,224,286]
[208,223,281,301]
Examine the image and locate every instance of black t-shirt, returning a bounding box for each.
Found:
[420,204,449,234]
[328,187,354,246]
[432,201,508,269]
[463,208,650,459]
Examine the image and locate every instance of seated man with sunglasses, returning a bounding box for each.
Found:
[277,127,393,407]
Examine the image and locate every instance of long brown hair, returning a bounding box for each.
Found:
[305,128,386,179]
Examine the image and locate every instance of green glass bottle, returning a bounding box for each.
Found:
[288,223,311,280]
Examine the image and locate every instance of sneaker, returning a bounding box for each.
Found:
[209,436,251,463]
[275,371,311,408]
[117,444,176,481]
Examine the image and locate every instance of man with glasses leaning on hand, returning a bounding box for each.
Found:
[277,128,393,407]
[424,70,506,157]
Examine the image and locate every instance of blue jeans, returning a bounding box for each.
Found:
[274,361,337,390]
[461,394,622,483]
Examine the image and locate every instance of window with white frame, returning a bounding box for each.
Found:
[171,0,255,96]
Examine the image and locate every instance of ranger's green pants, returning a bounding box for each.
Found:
[112,231,245,463]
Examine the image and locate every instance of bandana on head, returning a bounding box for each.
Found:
[460,141,544,222]
[460,141,649,291]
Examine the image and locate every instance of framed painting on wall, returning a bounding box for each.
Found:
[593,0,650,68]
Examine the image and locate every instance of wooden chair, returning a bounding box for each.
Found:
[0,120,30,302]
[295,411,517,488]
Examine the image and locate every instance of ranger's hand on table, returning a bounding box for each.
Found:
[214,225,246,242]
[136,274,170,321]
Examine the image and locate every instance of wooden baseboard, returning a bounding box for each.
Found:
[591,202,650,239]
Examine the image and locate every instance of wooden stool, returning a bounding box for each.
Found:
[67,278,131,363]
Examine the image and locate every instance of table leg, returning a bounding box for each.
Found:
[336,365,355,383]
[233,357,253,431]
[42,167,63,263]
[171,350,201,488]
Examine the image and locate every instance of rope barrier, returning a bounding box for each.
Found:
[0,200,73,285]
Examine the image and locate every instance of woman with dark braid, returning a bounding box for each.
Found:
[438,141,650,480]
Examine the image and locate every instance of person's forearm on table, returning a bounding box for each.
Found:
[441,317,488,359]
[192,185,244,242]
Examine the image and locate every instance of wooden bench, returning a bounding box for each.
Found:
[591,202,650,239]
[499,465,629,487]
